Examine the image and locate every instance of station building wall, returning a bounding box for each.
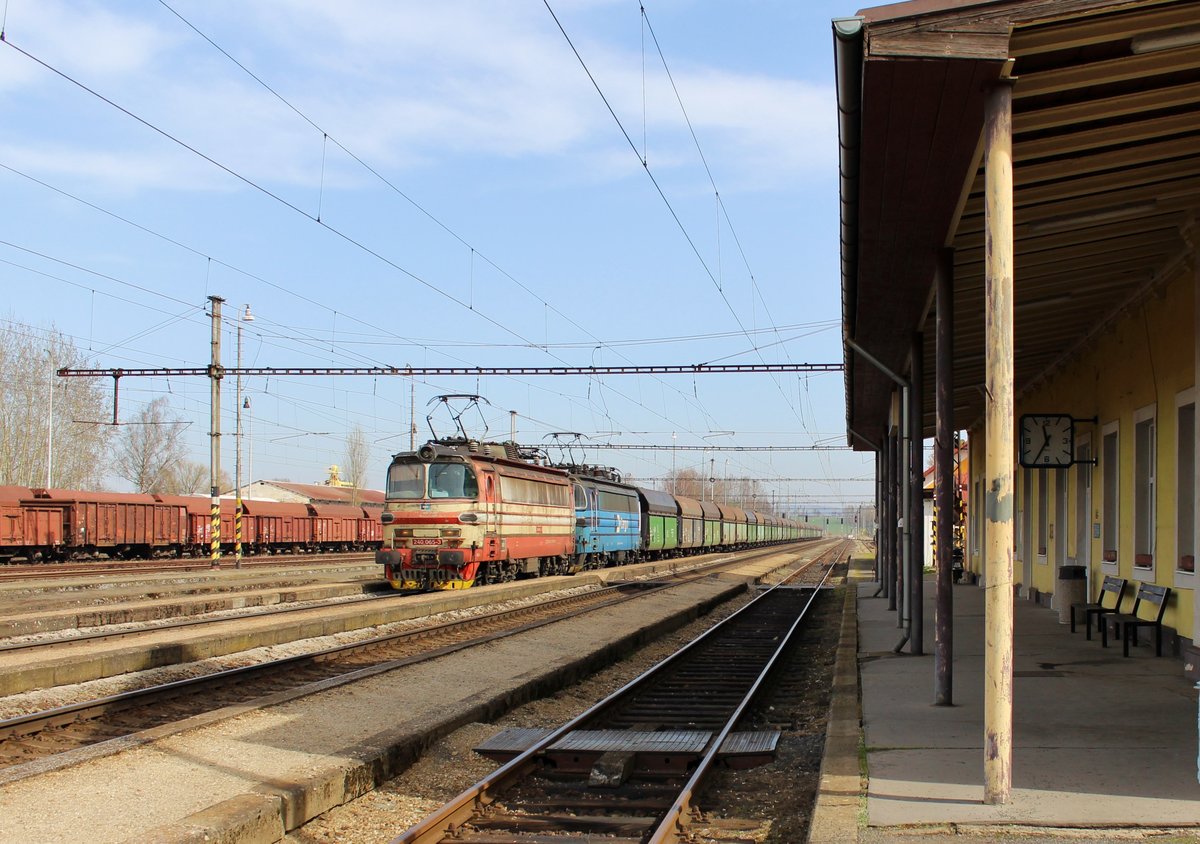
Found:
[966,259,1196,657]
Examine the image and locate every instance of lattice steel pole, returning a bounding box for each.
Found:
[208,296,224,569]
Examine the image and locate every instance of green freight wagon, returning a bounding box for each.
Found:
[636,486,680,556]
[676,495,705,552]
[700,500,722,548]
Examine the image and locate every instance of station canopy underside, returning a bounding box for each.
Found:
[840,0,1200,448]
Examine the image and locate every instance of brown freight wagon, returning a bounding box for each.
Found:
[308,503,363,548]
[240,499,313,553]
[153,495,234,557]
[357,504,383,545]
[25,489,187,559]
[0,486,34,561]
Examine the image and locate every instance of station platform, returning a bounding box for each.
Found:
[811,558,1200,842]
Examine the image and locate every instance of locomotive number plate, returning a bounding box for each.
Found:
[411,538,441,546]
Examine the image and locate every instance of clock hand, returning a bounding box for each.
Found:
[1034,425,1051,462]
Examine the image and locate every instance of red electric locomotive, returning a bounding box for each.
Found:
[376,439,574,590]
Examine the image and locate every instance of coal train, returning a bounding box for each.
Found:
[0,486,382,562]
[375,439,821,590]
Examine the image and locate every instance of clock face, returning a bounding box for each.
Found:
[1019,414,1074,467]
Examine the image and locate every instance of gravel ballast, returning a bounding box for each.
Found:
[0,570,777,844]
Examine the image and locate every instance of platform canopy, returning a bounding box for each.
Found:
[837,0,1200,448]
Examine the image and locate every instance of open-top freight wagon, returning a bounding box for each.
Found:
[0,487,382,563]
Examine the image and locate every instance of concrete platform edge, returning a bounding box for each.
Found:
[116,579,750,844]
[807,557,867,844]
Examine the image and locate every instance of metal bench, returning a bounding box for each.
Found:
[1102,582,1171,657]
[1069,575,1126,640]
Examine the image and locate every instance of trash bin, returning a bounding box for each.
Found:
[1056,565,1087,624]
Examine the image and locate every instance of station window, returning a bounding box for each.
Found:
[1176,392,1195,574]
[1055,468,1068,564]
[1074,439,1093,568]
[1101,422,1119,565]
[1019,469,1032,564]
[972,478,982,556]
[1133,405,1155,569]
[1037,469,1048,559]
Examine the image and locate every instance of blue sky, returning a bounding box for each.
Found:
[0,0,872,513]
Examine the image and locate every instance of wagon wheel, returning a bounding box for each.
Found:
[476,561,494,586]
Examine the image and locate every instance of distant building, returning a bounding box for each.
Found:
[238,480,384,509]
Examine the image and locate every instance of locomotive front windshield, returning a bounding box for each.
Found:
[386,460,478,500]
[386,463,425,499]
[429,462,478,498]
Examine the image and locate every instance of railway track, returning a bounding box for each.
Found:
[0,544,819,772]
[0,550,378,581]
[391,540,848,844]
[0,585,393,654]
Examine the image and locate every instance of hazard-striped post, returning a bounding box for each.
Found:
[208,295,224,569]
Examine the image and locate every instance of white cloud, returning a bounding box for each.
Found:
[0,0,834,195]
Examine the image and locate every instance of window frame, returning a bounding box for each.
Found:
[1101,420,1119,572]
[1132,403,1156,580]
[1037,468,1048,562]
[1175,388,1195,588]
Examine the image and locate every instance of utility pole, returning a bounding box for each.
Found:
[671,432,677,494]
[510,410,517,443]
[45,349,54,488]
[409,375,416,450]
[208,295,224,569]
[235,304,254,568]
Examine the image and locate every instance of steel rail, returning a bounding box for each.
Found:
[0,544,806,748]
[0,585,391,654]
[390,540,847,844]
[0,551,376,580]
[649,547,841,843]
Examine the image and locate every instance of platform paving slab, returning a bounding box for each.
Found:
[810,556,1200,842]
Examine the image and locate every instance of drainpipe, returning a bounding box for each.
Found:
[846,336,912,651]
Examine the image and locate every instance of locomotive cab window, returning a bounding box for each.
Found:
[387,463,424,499]
[429,463,478,499]
[574,485,587,510]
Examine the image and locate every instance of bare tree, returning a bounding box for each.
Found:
[113,397,188,493]
[343,425,370,505]
[0,321,114,489]
[161,461,210,495]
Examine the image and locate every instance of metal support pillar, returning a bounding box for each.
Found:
[208,296,225,569]
[887,426,898,611]
[876,450,885,589]
[909,333,924,655]
[900,384,912,632]
[935,248,955,704]
[983,80,1015,805]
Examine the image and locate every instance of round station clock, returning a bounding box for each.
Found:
[1019,413,1074,467]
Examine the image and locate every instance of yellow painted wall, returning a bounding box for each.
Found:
[968,264,1196,642]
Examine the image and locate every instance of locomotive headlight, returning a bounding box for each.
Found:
[395,528,413,537]
[458,513,479,524]
[440,528,461,537]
